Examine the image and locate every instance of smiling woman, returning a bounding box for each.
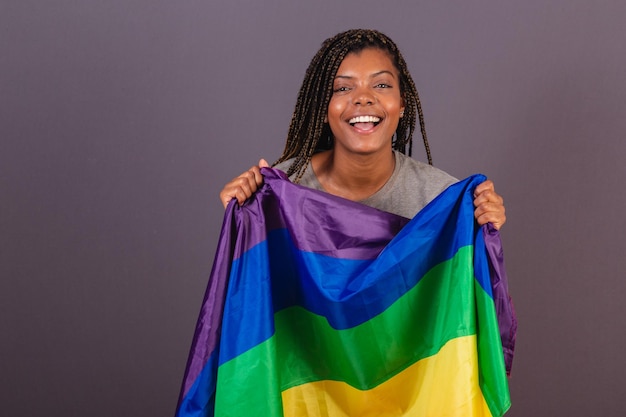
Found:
[274,29,431,183]
[327,49,404,154]
[185,28,514,417]
[316,48,407,201]
[219,29,506,226]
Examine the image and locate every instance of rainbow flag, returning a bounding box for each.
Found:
[176,168,516,417]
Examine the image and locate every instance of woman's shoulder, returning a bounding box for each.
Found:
[394,151,458,185]
[272,158,294,173]
[272,157,324,191]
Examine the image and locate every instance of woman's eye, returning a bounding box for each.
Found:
[376,83,391,88]
[333,86,350,92]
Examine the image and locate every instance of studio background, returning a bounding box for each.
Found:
[2,0,625,416]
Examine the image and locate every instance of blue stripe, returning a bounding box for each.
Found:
[473,227,494,297]
[176,350,217,417]
[218,175,485,365]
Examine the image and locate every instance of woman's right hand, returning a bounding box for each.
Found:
[219,159,270,208]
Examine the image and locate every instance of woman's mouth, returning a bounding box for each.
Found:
[349,115,381,130]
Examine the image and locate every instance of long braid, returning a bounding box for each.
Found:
[274,29,432,182]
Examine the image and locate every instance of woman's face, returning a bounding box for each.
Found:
[327,48,404,156]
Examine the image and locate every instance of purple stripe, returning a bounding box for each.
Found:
[252,168,408,260]
[483,223,517,376]
[177,206,236,403]
[177,169,517,413]
[178,168,408,406]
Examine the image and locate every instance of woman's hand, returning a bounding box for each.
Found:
[473,180,506,230]
[219,159,269,208]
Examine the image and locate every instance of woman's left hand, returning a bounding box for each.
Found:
[473,180,506,230]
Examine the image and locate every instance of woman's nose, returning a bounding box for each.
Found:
[353,88,375,105]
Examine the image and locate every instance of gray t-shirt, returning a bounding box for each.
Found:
[274,151,457,219]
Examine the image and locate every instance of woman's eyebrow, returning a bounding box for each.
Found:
[370,70,395,78]
[334,70,395,80]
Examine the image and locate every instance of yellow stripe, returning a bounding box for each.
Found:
[281,335,492,417]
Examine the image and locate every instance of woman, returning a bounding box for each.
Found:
[219,29,505,228]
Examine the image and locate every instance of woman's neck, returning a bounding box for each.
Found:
[311,149,395,201]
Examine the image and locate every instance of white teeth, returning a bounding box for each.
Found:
[349,115,381,124]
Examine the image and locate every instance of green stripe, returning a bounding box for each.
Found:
[274,246,476,390]
[215,246,502,415]
[475,281,511,415]
[214,336,284,417]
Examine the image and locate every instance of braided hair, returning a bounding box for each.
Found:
[274,29,432,183]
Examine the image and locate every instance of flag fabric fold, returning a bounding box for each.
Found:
[176,168,515,417]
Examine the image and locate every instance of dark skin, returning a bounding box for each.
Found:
[219,48,506,230]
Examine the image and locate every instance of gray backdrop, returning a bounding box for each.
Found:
[2,0,625,416]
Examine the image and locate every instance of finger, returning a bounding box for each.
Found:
[473,180,494,198]
[235,166,264,189]
[219,183,249,208]
[259,158,270,168]
[474,204,506,229]
[475,212,506,230]
[474,199,506,218]
[473,189,504,207]
[220,182,254,208]
[233,186,253,206]
[219,166,265,208]
[219,189,235,208]
[247,165,264,187]
[235,171,260,198]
